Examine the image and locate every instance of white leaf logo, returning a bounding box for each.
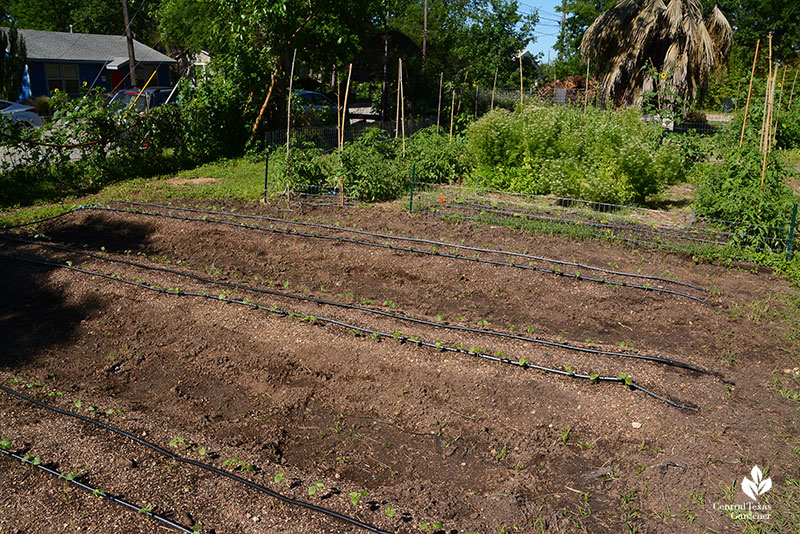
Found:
[742,465,772,501]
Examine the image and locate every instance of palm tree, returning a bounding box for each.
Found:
[580,0,732,111]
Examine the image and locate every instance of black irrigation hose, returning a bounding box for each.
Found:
[437,202,730,247]
[0,234,724,381]
[0,381,392,534]
[106,199,709,294]
[84,204,710,305]
[0,207,83,231]
[0,447,193,533]
[442,211,720,256]
[0,252,699,410]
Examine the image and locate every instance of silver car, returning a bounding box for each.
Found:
[0,99,44,128]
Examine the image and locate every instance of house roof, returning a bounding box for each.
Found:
[12,28,176,65]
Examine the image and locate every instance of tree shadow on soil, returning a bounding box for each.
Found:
[0,217,155,367]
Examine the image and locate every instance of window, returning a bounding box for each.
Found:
[135,65,157,86]
[46,63,80,94]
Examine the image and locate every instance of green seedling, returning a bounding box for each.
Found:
[169,437,188,450]
[138,503,153,515]
[308,481,325,496]
[589,373,600,382]
[618,373,634,387]
[0,439,11,451]
[273,472,286,484]
[385,504,396,518]
[22,454,42,465]
[349,490,367,507]
[559,426,572,446]
[92,488,106,497]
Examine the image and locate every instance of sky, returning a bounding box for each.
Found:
[518,0,564,61]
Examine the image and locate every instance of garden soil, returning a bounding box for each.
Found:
[1,199,798,534]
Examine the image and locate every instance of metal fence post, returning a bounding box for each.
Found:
[786,203,797,260]
[409,163,416,214]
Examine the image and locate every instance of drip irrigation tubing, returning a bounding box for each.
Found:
[79,203,709,304]
[0,382,392,534]
[432,201,730,247]
[0,448,193,533]
[442,199,734,242]
[439,211,727,256]
[105,200,709,293]
[0,234,724,380]
[0,252,700,410]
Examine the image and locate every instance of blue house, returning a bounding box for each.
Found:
[13,28,176,99]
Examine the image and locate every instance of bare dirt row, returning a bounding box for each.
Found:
[1,199,798,533]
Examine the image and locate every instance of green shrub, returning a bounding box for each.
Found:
[466,104,687,205]
[405,126,469,184]
[694,144,794,249]
[341,129,407,202]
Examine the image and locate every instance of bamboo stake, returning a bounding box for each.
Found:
[519,52,524,106]
[474,82,478,119]
[584,59,590,115]
[449,89,455,144]
[491,67,498,111]
[339,63,352,207]
[395,60,401,139]
[789,69,798,109]
[767,63,777,154]
[456,71,467,114]
[340,63,352,149]
[759,37,772,154]
[335,68,341,149]
[739,39,759,148]
[436,71,443,134]
[285,48,297,200]
[400,59,406,157]
[772,65,787,146]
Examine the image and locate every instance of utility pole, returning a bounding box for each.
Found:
[560,0,566,63]
[122,0,137,87]
[422,0,428,71]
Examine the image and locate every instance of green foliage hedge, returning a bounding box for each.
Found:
[467,105,687,205]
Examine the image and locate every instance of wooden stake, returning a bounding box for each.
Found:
[584,59,590,115]
[759,36,772,154]
[766,62,778,154]
[335,68,341,149]
[436,71,443,134]
[519,52,524,106]
[772,65,787,145]
[400,59,406,157]
[789,69,798,109]
[474,82,478,119]
[491,67,498,111]
[395,60,401,139]
[739,39,759,148]
[339,63,352,207]
[340,63,352,149]
[449,89,455,144]
[285,48,297,198]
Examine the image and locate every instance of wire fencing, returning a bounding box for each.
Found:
[409,182,795,257]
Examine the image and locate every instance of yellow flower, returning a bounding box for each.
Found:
[54,88,59,93]
[472,81,477,87]
[778,82,782,88]
[660,72,667,79]
[83,81,87,87]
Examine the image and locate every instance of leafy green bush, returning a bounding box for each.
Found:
[340,129,408,202]
[405,126,469,184]
[466,105,687,204]
[694,144,794,249]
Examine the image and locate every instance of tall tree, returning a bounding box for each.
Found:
[0,27,28,101]
[553,0,617,76]
[581,0,733,109]
[712,0,799,58]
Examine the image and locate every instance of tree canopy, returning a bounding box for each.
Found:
[1,27,28,101]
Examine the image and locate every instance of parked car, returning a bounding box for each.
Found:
[295,90,339,125]
[0,99,44,127]
[109,87,176,113]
